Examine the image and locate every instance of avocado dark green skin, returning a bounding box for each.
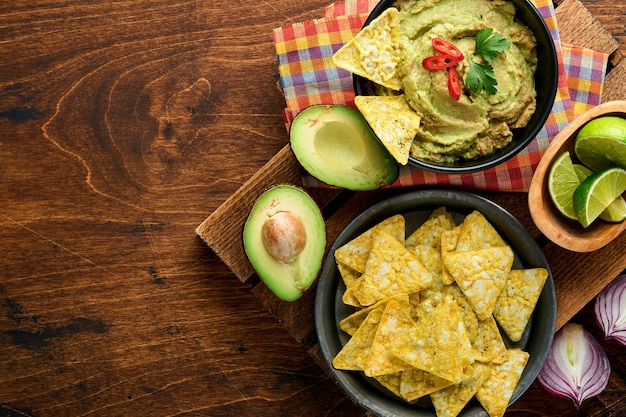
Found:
[290,105,399,190]
[243,185,326,301]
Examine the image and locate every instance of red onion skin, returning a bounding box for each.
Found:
[537,323,610,409]
[595,274,626,346]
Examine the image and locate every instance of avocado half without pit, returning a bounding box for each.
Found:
[243,185,326,301]
[290,105,399,190]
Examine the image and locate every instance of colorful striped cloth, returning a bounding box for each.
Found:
[272,0,609,191]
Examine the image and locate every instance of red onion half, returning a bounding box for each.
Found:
[595,274,626,346]
[537,323,610,409]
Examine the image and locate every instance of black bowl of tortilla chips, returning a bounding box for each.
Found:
[315,189,556,417]
[342,0,558,174]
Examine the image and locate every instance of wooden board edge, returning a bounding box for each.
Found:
[195,144,304,281]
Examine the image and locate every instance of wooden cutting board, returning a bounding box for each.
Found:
[196,0,626,347]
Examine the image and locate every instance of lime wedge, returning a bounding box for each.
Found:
[548,151,580,220]
[573,164,593,182]
[574,135,626,171]
[574,163,626,223]
[601,195,626,223]
[573,166,626,227]
[577,116,626,141]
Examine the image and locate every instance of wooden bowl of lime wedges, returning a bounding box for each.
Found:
[529,100,626,252]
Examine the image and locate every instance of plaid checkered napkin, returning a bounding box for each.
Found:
[272,0,609,191]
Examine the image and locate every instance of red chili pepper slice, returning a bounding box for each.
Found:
[447,67,461,101]
[422,54,459,71]
[432,38,464,60]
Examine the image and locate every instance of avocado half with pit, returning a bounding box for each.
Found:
[290,105,399,190]
[243,185,326,301]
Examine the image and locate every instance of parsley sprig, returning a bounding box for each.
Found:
[465,28,511,95]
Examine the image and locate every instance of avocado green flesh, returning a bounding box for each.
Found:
[243,185,326,301]
[290,105,399,190]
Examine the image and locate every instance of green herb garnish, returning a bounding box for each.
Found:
[466,28,511,95]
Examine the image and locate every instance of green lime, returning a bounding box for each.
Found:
[548,151,580,220]
[600,195,626,223]
[573,163,593,182]
[577,116,626,142]
[574,135,626,171]
[575,116,626,171]
[573,166,626,227]
[574,163,626,223]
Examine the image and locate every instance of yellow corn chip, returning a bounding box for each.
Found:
[385,294,474,383]
[365,298,414,376]
[406,207,456,251]
[443,246,514,320]
[341,282,365,308]
[334,214,405,273]
[337,261,361,288]
[332,7,403,90]
[473,316,507,363]
[476,348,530,417]
[430,362,492,417]
[374,372,403,397]
[354,95,422,165]
[333,308,383,371]
[400,368,454,402]
[493,268,549,342]
[456,211,506,251]
[440,226,461,285]
[355,229,434,306]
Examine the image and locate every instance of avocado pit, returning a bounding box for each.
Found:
[261,211,307,263]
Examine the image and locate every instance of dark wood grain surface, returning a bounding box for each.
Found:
[1,1,624,417]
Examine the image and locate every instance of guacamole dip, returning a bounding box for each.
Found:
[397,0,537,162]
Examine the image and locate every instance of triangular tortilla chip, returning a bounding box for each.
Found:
[456,210,506,251]
[355,229,434,306]
[405,207,456,251]
[430,362,492,417]
[384,294,474,383]
[332,308,383,371]
[473,315,508,363]
[400,368,454,402]
[337,261,361,288]
[334,214,405,273]
[440,226,461,285]
[476,348,530,417]
[354,95,422,165]
[332,7,403,90]
[443,246,514,319]
[493,268,549,342]
[365,298,414,376]
[374,372,403,397]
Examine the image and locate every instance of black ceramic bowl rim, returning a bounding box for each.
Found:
[353,0,559,174]
[314,189,557,417]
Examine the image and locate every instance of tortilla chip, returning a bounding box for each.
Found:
[384,294,474,383]
[440,226,461,285]
[493,268,549,342]
[341,282,365,308]
[456,211,506,251]
[332,308,383,371]
[406,207,456,251]
[332,7,403,90]
[334,214,405,274]
[400,368,454,402]
[354,95,422,165]
[365,298,414,376]
[443,246,514,319]
[374,372,403,397]
[476,348,530,417]
[337,261,361,288]
[430,362,492,417]
[355,229,434,306]
[473,315,507,363]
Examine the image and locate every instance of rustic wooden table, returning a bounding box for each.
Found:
[1,1,625,416]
